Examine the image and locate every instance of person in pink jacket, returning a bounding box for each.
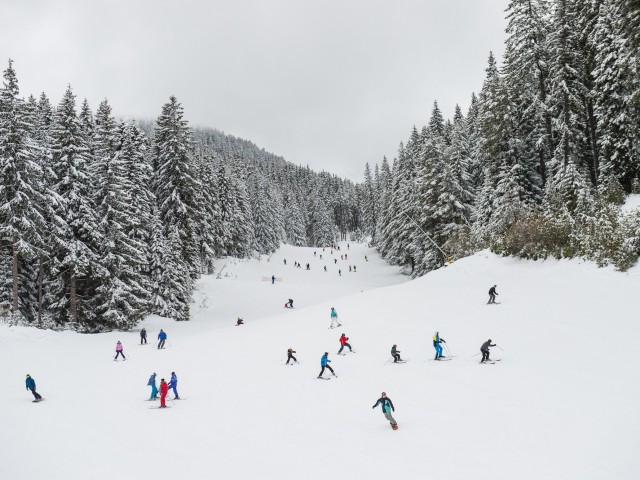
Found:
[114,341,126,361]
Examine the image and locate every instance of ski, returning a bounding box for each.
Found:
[32,398,45,403]
[316,377,331,380]
[392,360,408,364]
[433,358,453,362]
[148,406,171,409]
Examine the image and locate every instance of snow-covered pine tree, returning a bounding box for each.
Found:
[592,0,639,191]
[49,86,103,327]
[0,60,45,319]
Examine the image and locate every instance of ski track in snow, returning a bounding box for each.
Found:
[1,243,639,480]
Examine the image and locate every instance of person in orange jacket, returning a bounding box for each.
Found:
[159,378,169,408]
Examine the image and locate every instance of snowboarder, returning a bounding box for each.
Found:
[140,328,147,345]
[318,352,336,378]
[114,341,126,361]
[25,374,43,402]
[391,344,403,363]
[286,348,298,364]
[159,378,169,408]
[157,329,167,349]
[271,275,276,285]
[338,333,353,354]
[480,339,496,363]
[168,372,179,399]
[372,392,397,430]
[433,332,446,360]
[487,285,498,304]
[330,307,341,328]
[236,317,244,326]
[148,372,158,400]
[285,299,294,308]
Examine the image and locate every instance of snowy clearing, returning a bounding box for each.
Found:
[2,243,639,480]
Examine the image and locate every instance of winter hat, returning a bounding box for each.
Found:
[488,339,492,342]
[381,392,386,396]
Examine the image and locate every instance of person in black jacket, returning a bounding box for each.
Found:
[140,328,147,345]
[480,339,496,362]
[487,285,498,304]
[286,348,297,365]
[372,392,398,429]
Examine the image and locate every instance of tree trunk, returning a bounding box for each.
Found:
[12,237,18,315]
[70,273,77,323]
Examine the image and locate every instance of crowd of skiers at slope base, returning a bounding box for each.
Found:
[24,286,502,431]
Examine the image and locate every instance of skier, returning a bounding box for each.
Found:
[148,372,158,400]
[318,352,336,378]
[353,265,357,272]
[341,254,344,260]
[324,266,327,272]
[157,329,167,349]
[365,256,368,262]
[330,307,341,328]
[271,275,276,285]
[433,332,446,360]
[114,341,126,361]
[236,317,244,326]
[338,333,353,354]
[349,265,352,272]
[286,299,294,308]
[25,374,43,402]
[338,269,342,276]
[306,263,310,270]
[168,372,179,399]
[159,378,169,408]
[480,339,496,363]
[140,328,147,345]
[372,392,398,430]
[286,348,297,365]
[284,259,287,265]
[334,258,337,264]
[347,243,349,250]
[391,344,403,363]
[314,251,316,256]
[345,254,348,260]
[487,285,498,304]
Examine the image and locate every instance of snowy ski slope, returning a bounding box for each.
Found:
[1,243,638,480]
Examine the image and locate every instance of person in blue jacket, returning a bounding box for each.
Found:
[148,372,158,400]
[318,352,336,378]
[168,371,180,399]
[433,332,446,360]
[25,374,43,402]
[157,329,167,349]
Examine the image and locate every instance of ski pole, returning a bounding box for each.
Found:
[496,345,504,351]
[444,344,453,356]
[383,357,391,365]
[472,352,480,357]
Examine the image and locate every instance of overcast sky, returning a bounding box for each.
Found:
[0,0,508,181]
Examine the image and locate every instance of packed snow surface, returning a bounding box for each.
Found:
[2,243,639,480]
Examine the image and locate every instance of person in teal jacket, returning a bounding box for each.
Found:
[147,372,158,400]
[25,374,43,402]
[372,392,397,429]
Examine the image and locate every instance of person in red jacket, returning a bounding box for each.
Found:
[338,333,353,355]
[159,378,169,408]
